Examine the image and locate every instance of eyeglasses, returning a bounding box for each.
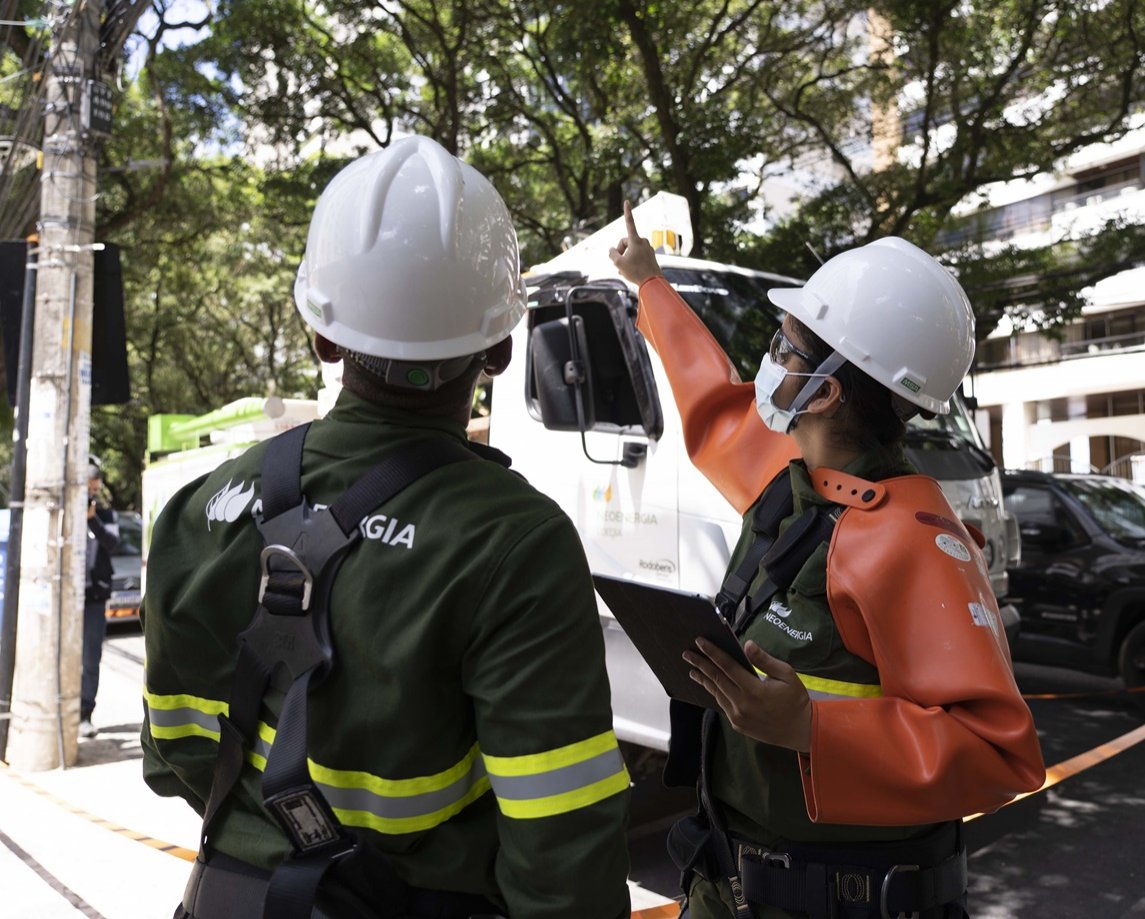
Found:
[769,327,815,366]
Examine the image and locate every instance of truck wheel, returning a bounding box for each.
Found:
[1118,621,1145,714]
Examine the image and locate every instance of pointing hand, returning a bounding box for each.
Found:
[608,201,664,287]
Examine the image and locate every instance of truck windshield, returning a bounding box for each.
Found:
[1059,478,1145,543]
[661,266,796,381]
[901,396,997,479]
[906,398,987,450]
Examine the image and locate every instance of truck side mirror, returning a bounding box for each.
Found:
[530,316,596,431]
[523,284,663,468]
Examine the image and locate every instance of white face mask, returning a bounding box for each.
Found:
[754,350,848,434]
[754,354,802,434]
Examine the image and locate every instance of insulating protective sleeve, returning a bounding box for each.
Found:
[636,277,797,514]
[798,475,1046,825]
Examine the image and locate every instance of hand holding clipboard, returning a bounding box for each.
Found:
[592,574,752,710]
[593,574,812,752]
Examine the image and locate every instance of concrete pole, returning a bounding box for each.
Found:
[6,0,102,771]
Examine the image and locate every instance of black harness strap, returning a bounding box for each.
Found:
[698,706,754,918]
[713,469,793,621]
[197,426,482,919]
[735,505,841,636]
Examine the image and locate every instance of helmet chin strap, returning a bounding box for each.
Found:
[338,347,484,391]
[787,351,847,429]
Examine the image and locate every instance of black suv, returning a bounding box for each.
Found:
[1001,469,1145,707]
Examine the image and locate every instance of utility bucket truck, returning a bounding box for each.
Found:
[487,192,1020,752]
[141,396,321,589]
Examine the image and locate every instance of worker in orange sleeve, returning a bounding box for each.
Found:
[609,202,1045,919]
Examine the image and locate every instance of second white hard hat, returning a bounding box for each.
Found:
[294,135,528,362]
[767,237,975,414]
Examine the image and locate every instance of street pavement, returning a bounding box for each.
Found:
[964,664,1145,918]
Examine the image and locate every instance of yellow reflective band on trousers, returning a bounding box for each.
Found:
[143,690,490,834]
[481,730,630,819]
[750,669,883,701]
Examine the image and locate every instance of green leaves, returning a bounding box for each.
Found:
[65,0,1144,502]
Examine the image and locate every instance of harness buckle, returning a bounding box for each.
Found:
[258,545,314,611]
[267,784,355,857]
[737,843,790,877]
[880,863,920,919]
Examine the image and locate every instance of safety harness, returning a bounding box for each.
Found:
[666,469,968,919]
[183,423,496,919]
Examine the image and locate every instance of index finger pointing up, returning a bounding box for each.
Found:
[623,200,639,239]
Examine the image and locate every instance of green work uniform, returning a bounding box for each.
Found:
[687,446,941,919]
[141,389,632,918]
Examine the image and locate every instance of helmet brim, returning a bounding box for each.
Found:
[766,286,814,323]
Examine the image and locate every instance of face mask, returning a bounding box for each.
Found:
[754,350,849,434]
[754,354,801,434]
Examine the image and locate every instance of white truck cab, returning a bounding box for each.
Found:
[488,193,1020,751]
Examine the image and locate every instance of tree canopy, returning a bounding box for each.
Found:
[0,0,1142,505]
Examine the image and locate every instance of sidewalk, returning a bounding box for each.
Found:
[0,633,677,918]
[0,639,200,918]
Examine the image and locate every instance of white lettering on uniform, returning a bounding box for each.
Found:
[359,514,417,549]
[764,611,813,642]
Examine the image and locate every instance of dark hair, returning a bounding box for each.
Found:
[788,316,905,447]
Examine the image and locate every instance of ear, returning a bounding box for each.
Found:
[313,333,342,364]
[808,375,845,417]
[483,336,513,376]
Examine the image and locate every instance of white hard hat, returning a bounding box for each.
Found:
[768,237,975,414]
[294,135,528,362]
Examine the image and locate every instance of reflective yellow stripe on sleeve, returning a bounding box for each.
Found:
[481,730,630,820]
[312,744,491,835]
[750,669,883,701]
[144,689,227,741]
[144,691,491,835]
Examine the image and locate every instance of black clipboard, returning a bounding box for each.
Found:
[593,574,753,709]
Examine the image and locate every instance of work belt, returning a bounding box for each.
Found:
[734,835,967,919]
[178,854,506,919]
[670,815,967,919]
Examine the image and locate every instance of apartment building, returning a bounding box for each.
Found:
[954,121,1145,483]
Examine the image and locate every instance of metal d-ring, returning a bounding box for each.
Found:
[880,863,920,919]
[258,544,314,611]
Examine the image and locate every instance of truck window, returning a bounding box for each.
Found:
[1058,478,1145,543]
[661,267,798,381]
[902,396,998,480]
[1006,484,1086,545]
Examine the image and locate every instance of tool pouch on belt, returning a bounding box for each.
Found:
[667,812,715,887]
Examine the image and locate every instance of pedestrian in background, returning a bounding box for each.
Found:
[610,202,1045,919]
[141,136,631,919]
[81,458,118,739]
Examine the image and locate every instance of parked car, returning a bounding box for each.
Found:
[106,511,142,623]
[1001,469,1145,708]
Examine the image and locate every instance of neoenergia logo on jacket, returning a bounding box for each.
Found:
[204,479,417,548]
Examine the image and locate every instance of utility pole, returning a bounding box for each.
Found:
[5,0,103,770]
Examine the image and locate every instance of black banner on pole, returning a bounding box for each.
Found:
[0,241,130,406]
